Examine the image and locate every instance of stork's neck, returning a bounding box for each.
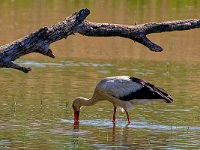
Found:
[79,97,97,106]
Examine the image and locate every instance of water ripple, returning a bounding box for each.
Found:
[62,119,200,131]
[17,61,113,68]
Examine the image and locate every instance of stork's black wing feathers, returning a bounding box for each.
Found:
[119,77,173,103]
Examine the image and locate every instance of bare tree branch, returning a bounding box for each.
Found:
[0,8,200,73]
[0,8,90,73]
[77,19,200,51]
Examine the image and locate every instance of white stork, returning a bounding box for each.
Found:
[72,76,173,123]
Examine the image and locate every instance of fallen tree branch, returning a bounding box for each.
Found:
[77,19,200,51]
[0,8,90,73]
[0,8,200,73]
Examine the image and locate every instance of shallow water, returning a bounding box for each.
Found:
[0,1,200,150]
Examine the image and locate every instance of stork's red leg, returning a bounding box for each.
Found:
[124,109,131,123]
[112,106,117,123]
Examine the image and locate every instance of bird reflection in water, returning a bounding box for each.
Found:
[111,123,131,148]
[71,122,80,149]
[72,121,132,149]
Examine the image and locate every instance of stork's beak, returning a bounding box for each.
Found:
[74,111,80,122]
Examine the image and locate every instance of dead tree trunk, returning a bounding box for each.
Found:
[0,8,200,73]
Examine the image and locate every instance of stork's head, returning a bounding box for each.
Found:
[72,97,83,122]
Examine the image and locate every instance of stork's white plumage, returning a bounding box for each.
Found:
[72,76,173,123]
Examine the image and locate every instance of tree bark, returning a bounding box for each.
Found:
[0,8,90,73]
[77,19,200,51]
[0,8,200,73]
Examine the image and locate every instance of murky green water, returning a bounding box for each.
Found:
[0,1,200,149]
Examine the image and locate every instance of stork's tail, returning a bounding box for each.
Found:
[156,87,174,103]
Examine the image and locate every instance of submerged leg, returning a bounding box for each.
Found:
[124,109,131,124]
[112,106,117,123]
